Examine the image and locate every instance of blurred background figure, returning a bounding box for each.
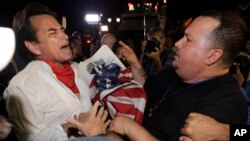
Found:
[69,31,85,62]
[246,32,250,55]
[230,31,250,125]
[90,33,117,57]
[101,33,117,50]
[141,26,175,76]
[0,27,16,140]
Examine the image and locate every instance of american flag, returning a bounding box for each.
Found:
[90,63,147,123]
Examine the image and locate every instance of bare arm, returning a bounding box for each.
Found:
[181,113,229,141]
[117,41,147,85]
[109,115,158,141]
[146,47,164,73]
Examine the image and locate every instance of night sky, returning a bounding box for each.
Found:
[0,0,125,33]
[0,0,249,33]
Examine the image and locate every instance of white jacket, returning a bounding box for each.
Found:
[4,61,92,141]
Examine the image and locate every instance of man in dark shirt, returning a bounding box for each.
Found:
[109,10,248,141]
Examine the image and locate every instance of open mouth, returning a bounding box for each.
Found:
[60,44,72,54]
[60,44,70,49]
[165,49,177,66]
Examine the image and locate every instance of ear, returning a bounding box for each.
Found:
[24,41,42,55]
[206,49,223,66]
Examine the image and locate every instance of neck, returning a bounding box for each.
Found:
[184,69,229,84]
[40,59,67,67]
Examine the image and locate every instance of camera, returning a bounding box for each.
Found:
[144,38,161,53]
[229,62,239,74]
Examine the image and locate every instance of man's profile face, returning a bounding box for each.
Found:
[172,16,219,81]
[29,14,72,65]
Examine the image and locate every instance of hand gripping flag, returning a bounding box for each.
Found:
[78,45,147,123]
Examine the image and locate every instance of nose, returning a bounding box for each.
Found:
[62,32,68,40]
[59,29,68,40]
[174,39,181,49]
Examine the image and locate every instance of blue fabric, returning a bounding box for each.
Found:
[242,81,250,125]
[92,63,121,93]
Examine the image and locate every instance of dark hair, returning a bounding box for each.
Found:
[147,26,164,39]
[201,10,247,67]
[12,2,57,61]
[69,31,82,44]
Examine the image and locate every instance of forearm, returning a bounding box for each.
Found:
[214,123,229,141]
[153,58,163,73]
[126,121,158,141]
[130,62,147,85]
[181,113,230,141]
[117,41,147,85]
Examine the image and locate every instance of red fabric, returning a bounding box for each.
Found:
[118,67,133,82]
[91,68,147,124]
[44,60,79,94]
[92,83,147,124]
[103,86,146,123]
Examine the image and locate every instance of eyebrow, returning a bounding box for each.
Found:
[47,26,64,32]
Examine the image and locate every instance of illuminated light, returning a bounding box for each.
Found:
[164,0,167,4]
[62,16,67,29]
[0,27,15,71]
[128,3,134,11]
[107,18,112,23]
[86,39,91,44]
[116,18,121,23]
[83,35,92,45]
[101,25,108,32]
[85,14,101,24]
[127,2,159,12]
[145,3,151,6]
[100,13,103,17]
[155,3,158,12]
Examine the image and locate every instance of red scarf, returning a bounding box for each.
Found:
[44,60,80,94]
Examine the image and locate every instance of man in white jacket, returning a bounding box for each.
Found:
[3,2,106,141]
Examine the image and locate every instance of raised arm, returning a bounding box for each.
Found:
[117,41,147,85]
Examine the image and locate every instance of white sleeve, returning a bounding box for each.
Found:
[4,85,68,141]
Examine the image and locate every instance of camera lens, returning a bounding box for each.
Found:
[145,38,160,53]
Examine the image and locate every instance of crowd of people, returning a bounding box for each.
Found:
[1,2,250,141]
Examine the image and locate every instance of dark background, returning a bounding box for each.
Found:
[0,0,249,33]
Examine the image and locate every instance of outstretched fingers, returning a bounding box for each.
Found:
[67,117,82,128]
[89,101,100,119]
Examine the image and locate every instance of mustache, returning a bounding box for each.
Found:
[172,47,178,55]
[165,47,177,67]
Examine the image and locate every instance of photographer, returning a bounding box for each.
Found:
[141,26,175,76]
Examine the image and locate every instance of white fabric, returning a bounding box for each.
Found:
[78,45,146,123]
[4,60,92,141]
